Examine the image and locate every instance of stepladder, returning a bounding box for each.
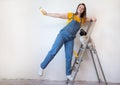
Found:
[66,21,108,85]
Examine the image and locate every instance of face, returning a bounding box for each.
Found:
[77,5,85,14]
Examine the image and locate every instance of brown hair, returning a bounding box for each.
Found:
[75,3,86,18]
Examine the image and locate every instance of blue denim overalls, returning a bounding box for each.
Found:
[41,15,81,75]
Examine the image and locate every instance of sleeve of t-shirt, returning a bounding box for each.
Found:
[67,12,73,19]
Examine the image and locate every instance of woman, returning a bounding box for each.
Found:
[39,3,96,80]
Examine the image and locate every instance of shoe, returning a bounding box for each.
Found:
[66,75,73,81]
[38,67,44,76]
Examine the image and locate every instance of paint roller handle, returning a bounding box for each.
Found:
[39,7,47,15]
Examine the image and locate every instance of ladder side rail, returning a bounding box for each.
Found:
[89,49,101,83]
[89,39,108,85]
[71,48,87,85]
[93,48,108,85]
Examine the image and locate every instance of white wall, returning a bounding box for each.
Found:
[0,0,120,83]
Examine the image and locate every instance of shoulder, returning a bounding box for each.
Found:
[67,12,74,19]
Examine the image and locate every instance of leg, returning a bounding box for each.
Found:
[41,33,64,69]
[64,40,74,75]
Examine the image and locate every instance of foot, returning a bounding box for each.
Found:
[66,75,73,81]
[38,67,44,76]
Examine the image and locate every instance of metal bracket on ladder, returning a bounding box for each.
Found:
[66,21,108,85]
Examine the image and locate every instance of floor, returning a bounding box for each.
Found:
[0,79,119,85]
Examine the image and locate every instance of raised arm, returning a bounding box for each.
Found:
[40,8,68,19]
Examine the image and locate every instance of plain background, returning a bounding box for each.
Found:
[0,0,120,83]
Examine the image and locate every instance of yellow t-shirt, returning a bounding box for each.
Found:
[67,12,85,25]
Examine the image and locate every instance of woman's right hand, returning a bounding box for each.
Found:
[39,7,68,19]
[40,8,47,15]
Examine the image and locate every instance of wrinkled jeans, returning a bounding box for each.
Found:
[41,20,80,75]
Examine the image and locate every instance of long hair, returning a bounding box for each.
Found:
[75,3,86,18]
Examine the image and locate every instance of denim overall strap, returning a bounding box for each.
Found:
[60,14,81,41]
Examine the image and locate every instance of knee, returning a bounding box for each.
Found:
[48,50,57,57]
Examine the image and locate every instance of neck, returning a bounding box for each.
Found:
[77,13,81,17]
